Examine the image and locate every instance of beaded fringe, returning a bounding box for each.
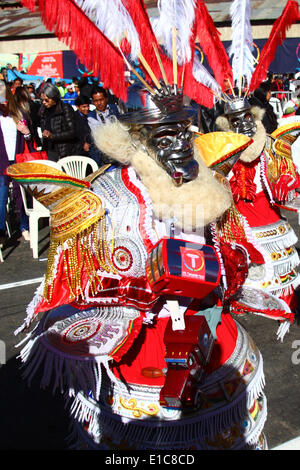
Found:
[67,351,265,449]
[68,389,267,450]
[44,217,118,304]
[16,329,118,401]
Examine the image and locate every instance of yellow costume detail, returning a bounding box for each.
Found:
[5,162,117,303]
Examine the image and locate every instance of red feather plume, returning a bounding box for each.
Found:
[21,0,127,101]
[22,0,214,107]
[249,0,300,91]
[194,0,233,90]
[123,0,166,80]
[125,0,214,108]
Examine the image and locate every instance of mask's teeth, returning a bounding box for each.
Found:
[171,171,183,186]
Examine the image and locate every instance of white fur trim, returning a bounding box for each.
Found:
[239,121,266,163]
[92,121,232,229]
[215,116,267,163]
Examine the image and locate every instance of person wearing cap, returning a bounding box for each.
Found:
[63,84,78,106]
[73,94,92,157]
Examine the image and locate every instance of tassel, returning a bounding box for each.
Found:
[194,0,233,90]
[249,0,300,91]
[22,0,127,101]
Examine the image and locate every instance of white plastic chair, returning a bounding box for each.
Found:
[57,156,98,179]
[20,160,61,258]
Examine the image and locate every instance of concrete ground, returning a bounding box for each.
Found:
[1,211,300,451]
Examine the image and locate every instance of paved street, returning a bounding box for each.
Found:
[1,213,300,451]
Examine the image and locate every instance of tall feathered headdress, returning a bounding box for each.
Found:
[19,0,230,109]
[20,0,300,112]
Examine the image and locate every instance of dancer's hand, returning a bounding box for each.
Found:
[274,174,300,201]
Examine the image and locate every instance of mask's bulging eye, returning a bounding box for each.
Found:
[230,118,240,128]
[244,112,253,121]
[157,138,172,148]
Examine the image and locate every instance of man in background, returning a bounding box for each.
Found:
[73,95,92,157]
[88,86,119,165]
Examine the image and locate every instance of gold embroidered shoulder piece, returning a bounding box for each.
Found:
[6,162,116,302]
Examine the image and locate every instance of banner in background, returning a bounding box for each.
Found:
[62,38,300,78]
[0,53,19,69]
[62,51,95,80]
[204,38,300,75]
[1,37,300,82]
[22,51,63,78]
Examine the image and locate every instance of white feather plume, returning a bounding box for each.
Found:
[227,0,254,89]
[74,0,140,60]
[193,54,222,96]
[153,0,196,65]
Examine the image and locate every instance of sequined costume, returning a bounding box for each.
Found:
[7,119,267,450]
[210,108,300,338]
[8,0,300,453]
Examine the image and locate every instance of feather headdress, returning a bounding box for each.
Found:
[227,0,254,93]
[249,0,300,91]
[21,0,300,111]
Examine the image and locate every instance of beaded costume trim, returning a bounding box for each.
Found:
[67,322,266,450]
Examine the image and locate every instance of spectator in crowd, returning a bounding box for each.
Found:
[72,77,79,89]
[55,80,66,98]
[63,84,78,106]
[36,78,52,97]
[14,86,42,148]
[249,81,278,134]
[26,83,37,100]
[11,77,23,94]
[270,75,286,101]
[74,83,80,96]
[0,80,35,244]
[0,68,8,82]
[39,82,78,162]
[282,74,291,92]
[73,95,92,157]
[88,86,119,129]
[88,86,120,165]
[77,75,98,100]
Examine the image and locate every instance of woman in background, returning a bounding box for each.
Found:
[14,85,42,148]
[39,83,77,161]
[249,81,278,134]
[0,81,35,244]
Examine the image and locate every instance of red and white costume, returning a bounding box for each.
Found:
[9,138,267,450]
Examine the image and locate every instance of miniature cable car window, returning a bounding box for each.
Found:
[188,353,196,368]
